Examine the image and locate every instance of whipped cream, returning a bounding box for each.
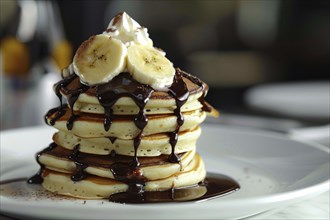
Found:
[104,12,153,47]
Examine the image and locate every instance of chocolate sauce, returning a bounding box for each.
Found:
[65,81,89,130]
[110,150,117,158]
[168,130,180,162]
[44,104,67,125]
[95,72,154,185]
[45,74,77,126]
[44,73,88,130]
[178,69,212,113]
[27,142,58,184]
[68,145,88,181]
[110,162,145,192]
[108,137,117,144]
[109,173,239,203]
[95,73,153,132]
[132,132,142,167]
[27,169,44,184]
[167,69,189,163]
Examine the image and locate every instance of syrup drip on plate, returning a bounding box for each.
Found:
[109,173,240,203]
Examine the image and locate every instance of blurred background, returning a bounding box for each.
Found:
[0,0,329,135]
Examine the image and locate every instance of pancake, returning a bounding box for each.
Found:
[41,154,206,199]
[39,145,196,180]
[46,107,206,138]
[53,126,201,156]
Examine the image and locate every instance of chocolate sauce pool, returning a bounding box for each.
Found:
[109,173,239,203]
[27,69,240,203]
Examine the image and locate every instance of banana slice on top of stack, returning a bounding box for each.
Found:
[73,35,127,85]
[127,44,175,90]
[73,32,175,90]
[28,12,218,202]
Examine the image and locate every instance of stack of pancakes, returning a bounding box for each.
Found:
[33,69,216,200]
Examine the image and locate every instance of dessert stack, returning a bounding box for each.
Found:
[28,12,218,202]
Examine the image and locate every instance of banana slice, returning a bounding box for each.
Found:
[73,34,127,85]
[127,45,175,90]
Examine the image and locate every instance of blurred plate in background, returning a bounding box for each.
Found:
[245,81,330,120]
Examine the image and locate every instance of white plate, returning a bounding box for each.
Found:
[0,125,329,219]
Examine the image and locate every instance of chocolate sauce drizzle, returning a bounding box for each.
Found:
[96,72,153,168]
[27,142,58,184]
[179,69,212,112]
[95,72,153,191]
[69,144,88,181]
[167,69,189,163]
[108,137,117,144]
[30,69,215,200]
[45,74,76,126]
[66,84,89,130]
[44,74,89,130]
